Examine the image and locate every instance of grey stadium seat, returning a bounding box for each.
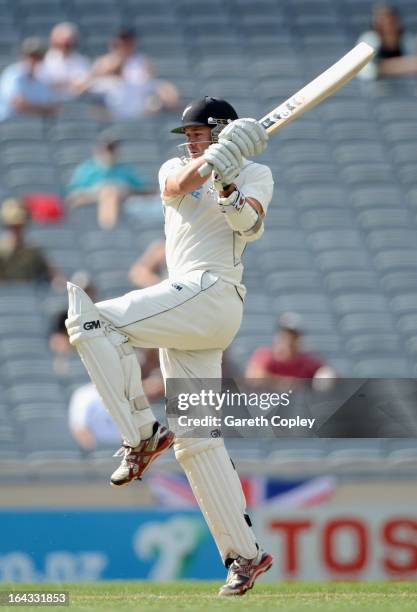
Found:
[391,293,417,315]
[374,249,417,272]
[301,209,355,231]
[326,439,385,471]
[8,382,62,405]
[382,272,417,294]
[358,209,412,229]
[346,333,402,354]
[274,293,330,313]
[333,293,389,315]
[341,163,395,186]
[383,121,417,142]
[327,121,379,141]
[315,250,370,272]
[294,186,347,209]
[367,229,417,250]
[1,359,54,382]
[265,271,321,293]
[324,271,379,294]
[353,358,413,378]
[340,312,395,334]
[308,229,363,251]
[0,315,46,338]
[351,186,403,209]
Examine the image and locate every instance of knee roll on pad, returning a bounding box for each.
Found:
[174,437,258,562]
[66,282,104,345]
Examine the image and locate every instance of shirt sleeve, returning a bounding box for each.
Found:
[68,386,90,430]
[121,165,147,190]
[67,161,92,192]
[247,347,273,370]
[305,354,325,378]
[158,157,184,205]
[238,162,274,214]
[356,31,380,80]
[0,69,22,103]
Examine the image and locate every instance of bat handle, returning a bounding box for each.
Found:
[198,162,212,178]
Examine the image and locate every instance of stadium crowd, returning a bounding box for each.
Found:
[1,2,417,452]
[0,24,180,121]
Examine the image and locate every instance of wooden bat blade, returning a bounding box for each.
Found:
[198,42,375,177]
[261,42,375,135]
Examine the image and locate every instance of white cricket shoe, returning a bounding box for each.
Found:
[218,551,273,596]
[110,421,175,486]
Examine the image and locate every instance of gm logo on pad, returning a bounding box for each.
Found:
[83,320,101,331]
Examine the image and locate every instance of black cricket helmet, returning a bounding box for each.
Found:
[171,96,238,140]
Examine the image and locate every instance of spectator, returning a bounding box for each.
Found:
[102,26,154,86]
[138,347,164,403]
[66,135,149,229]
[245,313,336,389]
[129,239,166,287]
[49,310,72,376]
[0,198,62,284]
[69,382,120,451]
[68,348,164,451]
[358,4,417,80]
[0,37,61,120]
[90,27,179,118]
[39,22,91,97]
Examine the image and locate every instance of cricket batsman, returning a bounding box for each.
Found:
[66,96,274,595]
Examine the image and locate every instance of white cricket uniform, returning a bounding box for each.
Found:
[71,156,273,563]
[96,157,274,380]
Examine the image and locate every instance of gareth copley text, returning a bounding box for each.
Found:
[177,415,316,430]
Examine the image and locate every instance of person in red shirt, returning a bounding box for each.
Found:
[246,313,334,388]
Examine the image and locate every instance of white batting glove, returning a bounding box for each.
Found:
[203,140,243,186]
[219,118,268,157]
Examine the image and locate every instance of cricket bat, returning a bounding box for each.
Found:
[199,42,375,177]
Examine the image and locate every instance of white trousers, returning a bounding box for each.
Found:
[95,270,259,562]
[96,270,243,358]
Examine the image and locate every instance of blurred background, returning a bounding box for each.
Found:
[1,0,417,584]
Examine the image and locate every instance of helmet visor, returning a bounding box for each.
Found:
[177,141,211,162]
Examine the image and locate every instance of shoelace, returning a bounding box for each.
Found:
[113,445,129,459]
[227,557,253,582]
[112,426,162,460]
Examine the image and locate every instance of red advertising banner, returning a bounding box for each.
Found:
[254,505,417,581]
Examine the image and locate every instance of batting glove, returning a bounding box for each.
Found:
[219,118,268,157]
[203,140,243,186]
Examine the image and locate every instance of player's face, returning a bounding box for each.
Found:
[184,126,212,158]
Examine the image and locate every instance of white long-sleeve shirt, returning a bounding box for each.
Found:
[158,158,274,288]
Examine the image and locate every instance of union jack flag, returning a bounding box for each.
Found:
[148,472,336,509]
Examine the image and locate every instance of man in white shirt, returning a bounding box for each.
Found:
[66,97,274,595]
[69,383,120,451]
[39,23,90,97]
[0,37,60,120]
[91,27,178,115]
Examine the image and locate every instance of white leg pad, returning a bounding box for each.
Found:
[174,437,258,563]
[66,282,154,447]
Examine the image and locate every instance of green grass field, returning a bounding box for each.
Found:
[2,582,417,611]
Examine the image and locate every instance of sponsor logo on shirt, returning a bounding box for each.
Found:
[171,283,183,291]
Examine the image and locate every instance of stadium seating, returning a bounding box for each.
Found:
[1,0,417,477]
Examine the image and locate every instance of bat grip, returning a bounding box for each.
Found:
[198,162,212,178]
